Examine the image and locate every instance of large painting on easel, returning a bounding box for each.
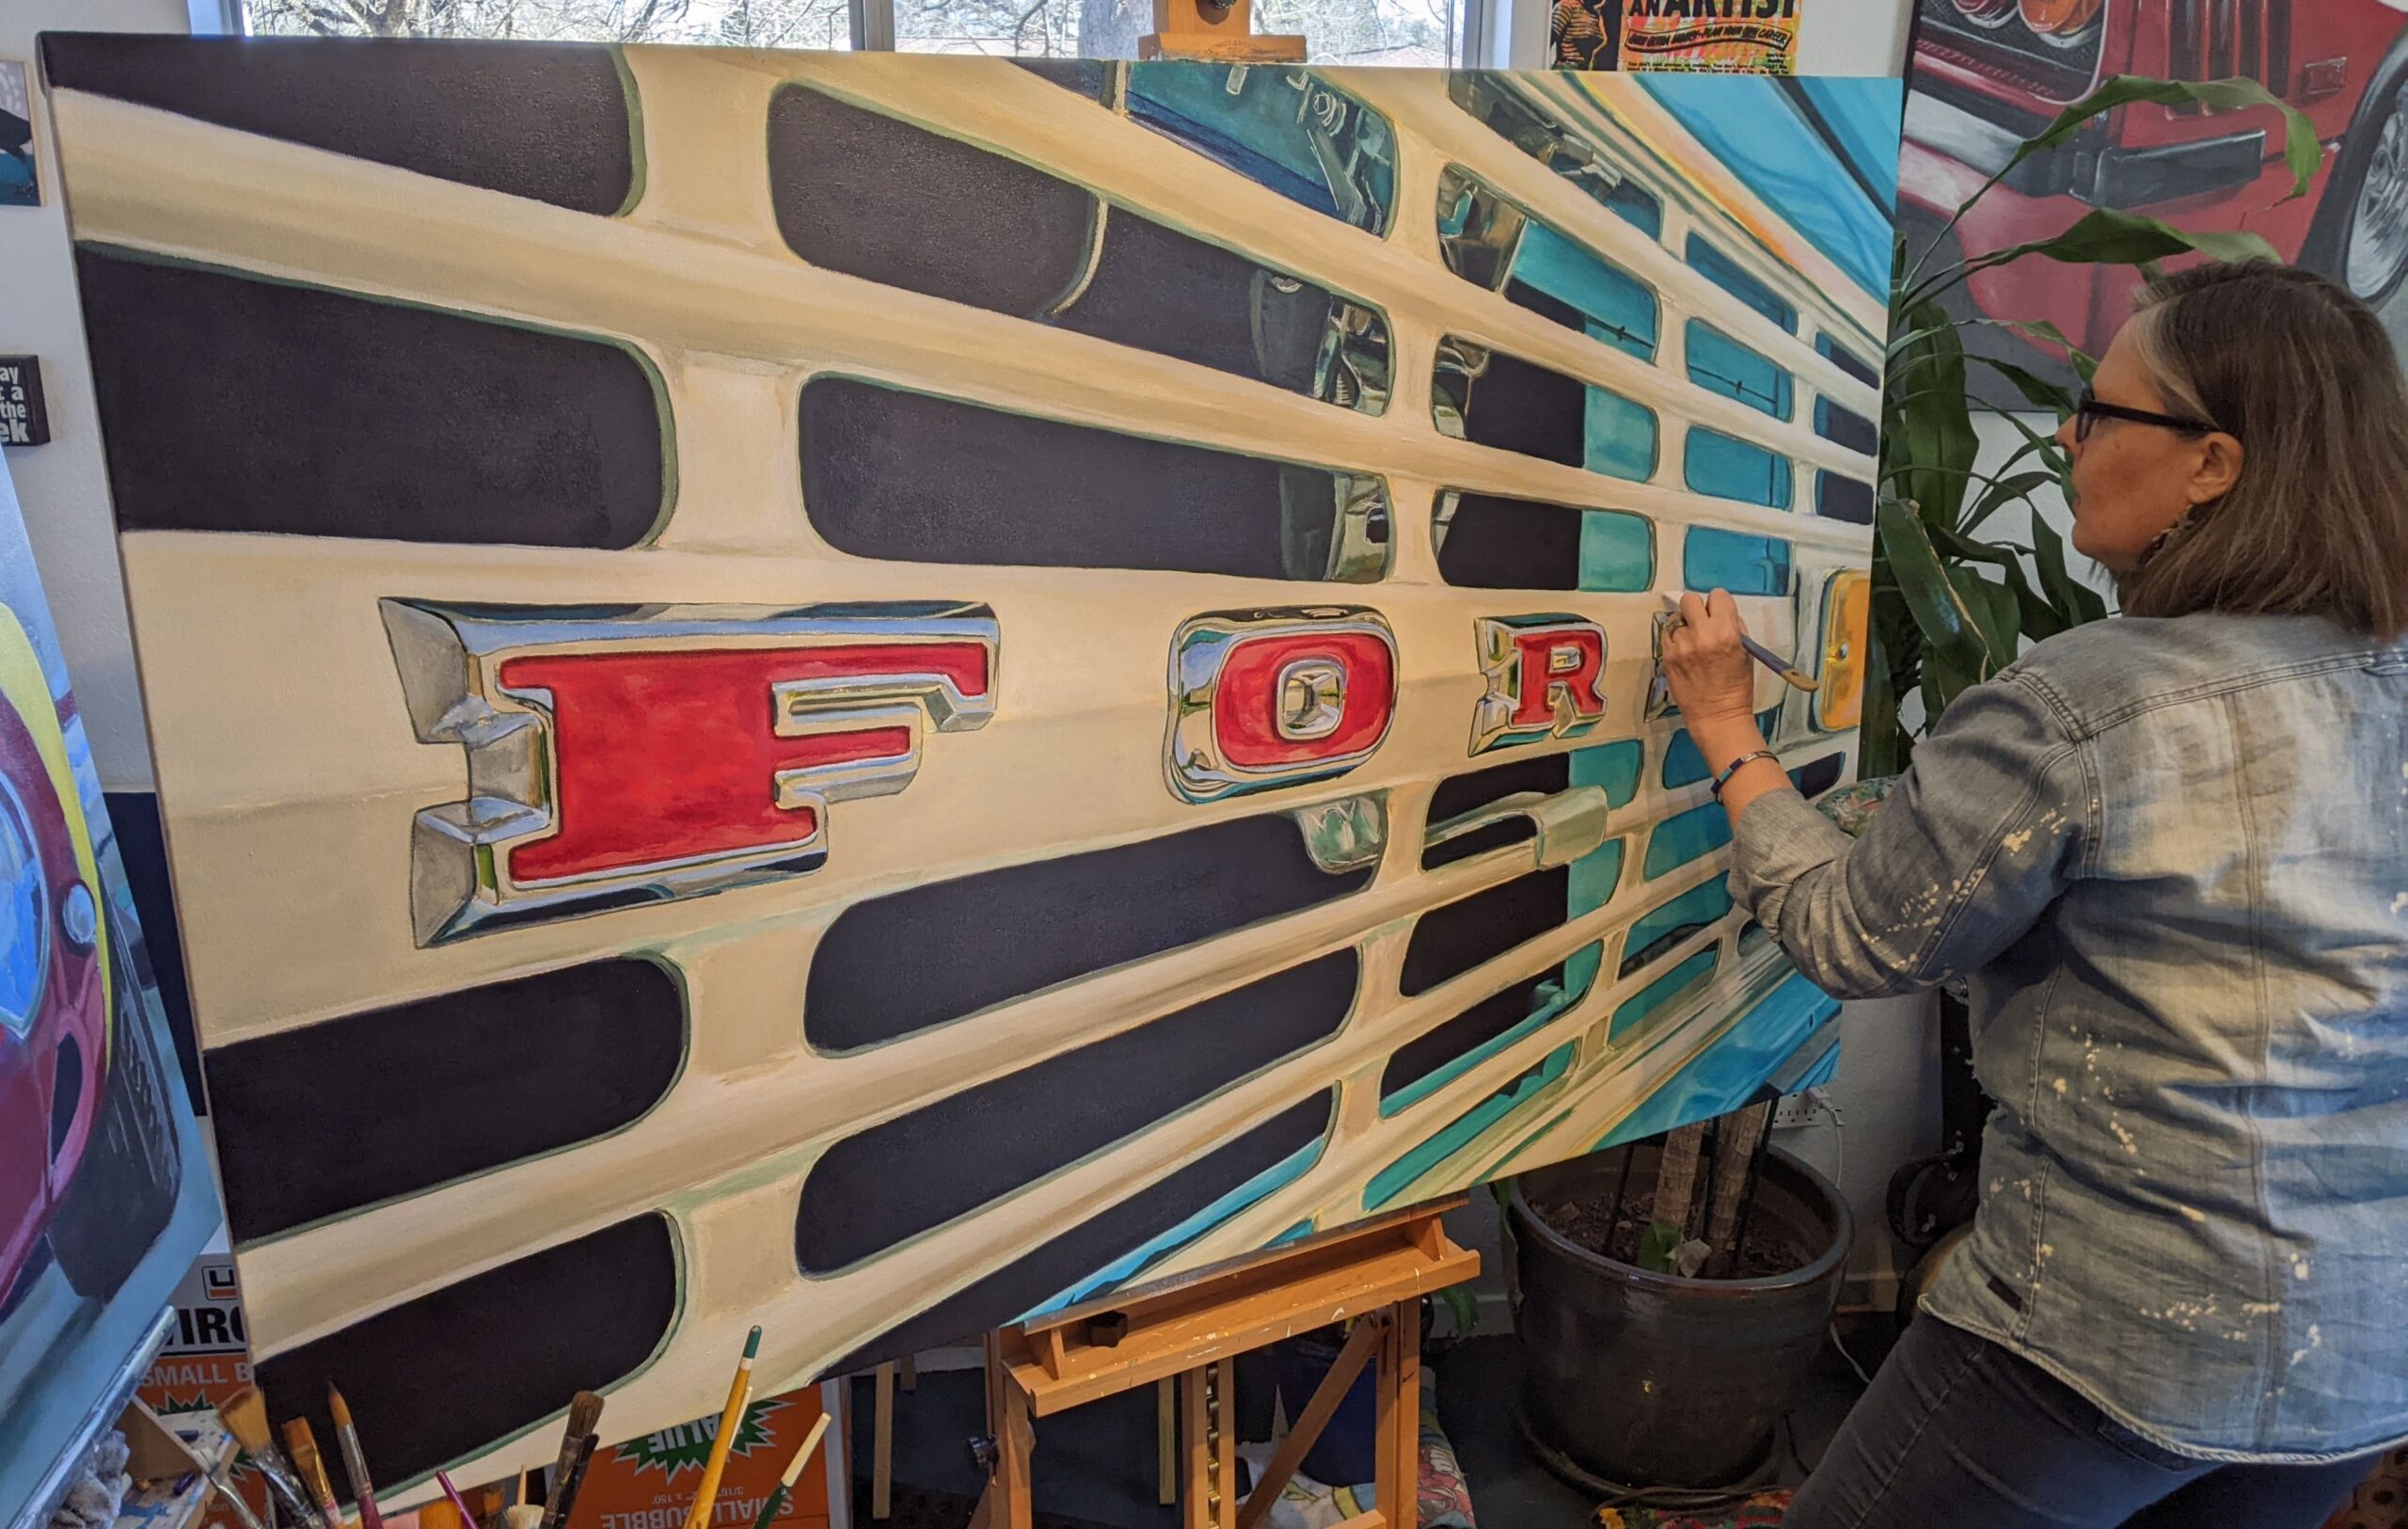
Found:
[0,450,219,1528]
[40,34,1900,1496]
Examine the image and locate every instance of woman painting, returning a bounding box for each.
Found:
[1660,262,2408,1526]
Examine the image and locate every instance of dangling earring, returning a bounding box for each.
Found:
[2136,501,2212,571]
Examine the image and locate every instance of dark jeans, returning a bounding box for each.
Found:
[1784,1315,2381,1528]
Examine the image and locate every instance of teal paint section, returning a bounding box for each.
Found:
[1595,969,1844,1149]
[1573,739,1645,810]
[1683,234,1795,332]
[1268,1219,1318,1250]
[1603,178,1665,240]
[1642,76,1904,301]
[1579,507,1656,593]
[1125,63,1395,234]
[1684,527,1792,597]
[1685,428,1794,510]
[1644,798,1733,880]
[1563,837,1625,997]
[1610,947,1717,1043]
[1514,221,1657,361]
[1380,942,1601,1115]
[1022,1132,1326,1319]
[1365,1043,1576,1210]
[1661,728,1708,788]
[1585,387,1658,484]
[1686,321,1791,420]
[1622,879,1735,979]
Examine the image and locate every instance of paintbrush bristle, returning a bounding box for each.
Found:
[566,1390,604,1438]
[326,1385,353,1430]
[218,1385,273,1453]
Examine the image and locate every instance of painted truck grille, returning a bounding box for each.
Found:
[2168,0,2292,95]
[46,40,1879,1495]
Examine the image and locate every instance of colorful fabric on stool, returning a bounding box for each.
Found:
[2323,1443,2408,1529]
[1236,1369,1476,1529]
[1596,1489,1794,1529]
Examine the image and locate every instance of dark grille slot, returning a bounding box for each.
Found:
[2171,0,2203,80]
[2267,0,2290,95]
[2209,0,2235,80]
[1788,753,1847,799]
[2239,0,2262,84]
[768,86,1386,409]
[797,954,1355,1274]
[1433,491,1655,593]
[1434,345,1584,467]
[75,249,668,548]
[820,1094,1332,1376]
[1380,946,1592,1103]
[1422,755,1571,870]
[255,1216,675,1490]
[206,960,684,1243]
[798,378,1385,579]
[41,35,636,214]
[1402,868,1570,998]
[808,814,1371,1051]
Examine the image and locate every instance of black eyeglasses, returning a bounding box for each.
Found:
[2072,388,2216,443]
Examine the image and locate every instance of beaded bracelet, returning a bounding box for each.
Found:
[1710,749,1779,798]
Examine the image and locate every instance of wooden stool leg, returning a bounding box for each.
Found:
[976,1332,1035,1529]
[1180,1362,1237,1529]
[872,1362,895,1521]
[1157,1377,1178,1506]
[1374,1301,1422,1529]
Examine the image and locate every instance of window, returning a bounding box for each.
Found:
[241,0,1476,67]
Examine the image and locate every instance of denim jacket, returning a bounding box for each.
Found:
[1730,612,2408,1462]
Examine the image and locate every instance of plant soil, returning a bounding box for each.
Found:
[1529,1185,1814,1279]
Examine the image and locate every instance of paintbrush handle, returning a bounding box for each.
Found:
[249,1451,329,1529]
[208,1469,273,1529]
[1738,633,1820,693]
[743,1487,788,1529]
[331,1425,381,1529]
[549,1436,599,1529]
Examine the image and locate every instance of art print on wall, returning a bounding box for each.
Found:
[42,33,1900,1496]
[0,451,219,1529]
[1906,2,2408,400]
[1,61,39,207]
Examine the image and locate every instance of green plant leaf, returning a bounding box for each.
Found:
[1636,1221,1684,1275]
[1884,301,1978,527]
[1435,1282,1479,1339]
[1860,612,1904,778]
[1999,75,2321,207]
[1877,497,1991,683]
[1971,356,2076,417]
[2033,515,2111,627]
[1947,565,2023,675]
[1974,206,2284,276]
[1959,469,2059,535]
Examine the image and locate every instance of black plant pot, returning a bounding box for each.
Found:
[1506,1142,1853,1490]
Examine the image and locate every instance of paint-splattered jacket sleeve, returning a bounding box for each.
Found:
[1726,670,2093,1000]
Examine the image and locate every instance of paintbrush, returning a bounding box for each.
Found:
[1658,595,1820,693]
[746,1415,832,1529]
[435,1471,483,1529]
[325,1387,382,1529]
[281,1420,343,1527]
[677,1327,761,1529]
[218,1386,329,1529]
[536,1393,605,1529]
[549,1436,599,1529]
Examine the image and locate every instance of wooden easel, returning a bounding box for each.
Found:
[966,1199,1478,1529]
[1140,0,1307,62]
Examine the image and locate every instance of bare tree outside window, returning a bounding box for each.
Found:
[242,0,1463,72]
[245,0,855,50]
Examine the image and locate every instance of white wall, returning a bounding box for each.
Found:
[1,0,189,793]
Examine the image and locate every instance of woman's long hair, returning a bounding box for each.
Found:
[2121,262,2408,641]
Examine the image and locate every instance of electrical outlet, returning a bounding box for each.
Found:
[1772,1086,1831,1131]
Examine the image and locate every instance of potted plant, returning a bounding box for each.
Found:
[1501,72,2322,1497]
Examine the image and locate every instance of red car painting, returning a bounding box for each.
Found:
[1905,0,2408,366]
[0,602,175,1310]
